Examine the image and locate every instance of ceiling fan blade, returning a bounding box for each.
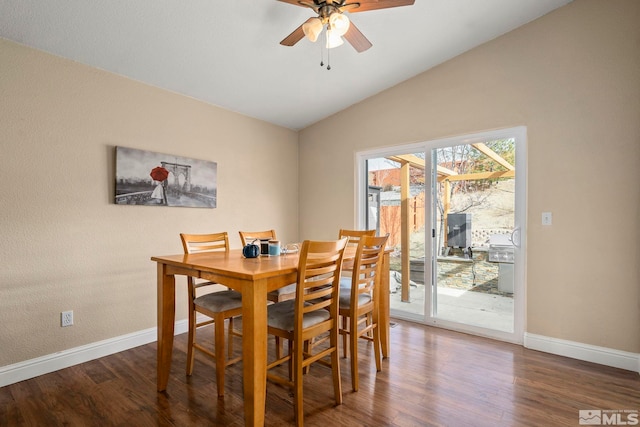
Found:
[277,0,319,10]
[343,22,372,52]
[280,17,316,46]
[339,2,361,12]
[277,0,306,6]
[348,0,415,13]
[300,1,320,9]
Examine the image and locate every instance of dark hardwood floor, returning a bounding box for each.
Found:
[1,319,639,426]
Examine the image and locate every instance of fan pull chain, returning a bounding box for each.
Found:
[318,26,331,70]
[323,26,331,70]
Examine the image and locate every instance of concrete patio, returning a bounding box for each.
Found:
[389,282,514,332]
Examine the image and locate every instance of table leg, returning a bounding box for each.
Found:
[157,263,175,391]
[380,252,390,358]
[242,278,268,426]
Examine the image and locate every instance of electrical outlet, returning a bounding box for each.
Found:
[61,310,73,327]
[542,212,553,226]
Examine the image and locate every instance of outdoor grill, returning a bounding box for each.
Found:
[488,234,515,293]
[488,234,514,263]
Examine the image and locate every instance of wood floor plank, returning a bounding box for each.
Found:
[1,320,638,426]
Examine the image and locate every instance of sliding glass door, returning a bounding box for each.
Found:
[430,137,518,336]
[357,127,525,343]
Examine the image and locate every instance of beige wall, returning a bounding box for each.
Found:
[0,39,299,366]
[299,0,640,353]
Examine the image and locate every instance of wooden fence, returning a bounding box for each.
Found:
[379,192,426,247]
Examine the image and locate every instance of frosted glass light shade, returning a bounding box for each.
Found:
[302,18,323,42]
[329,12,350,36]
[325,28,344,49]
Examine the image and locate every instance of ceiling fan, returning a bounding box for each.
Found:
[279,0,415,53]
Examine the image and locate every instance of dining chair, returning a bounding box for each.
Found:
[335,229,377,346]
[266,238,348,426]
[338,234,389,392]
[304,229,378,365]
[239,229,297,303]
[180,232,243,397]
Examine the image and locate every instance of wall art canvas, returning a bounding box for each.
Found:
[115,146,217,208]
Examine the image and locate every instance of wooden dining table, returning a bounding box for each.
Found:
[151,247,391,427]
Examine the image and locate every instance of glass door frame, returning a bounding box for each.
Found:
[355,126,526,344]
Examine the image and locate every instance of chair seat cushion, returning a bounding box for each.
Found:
[194,290,242,312]
[268,283,297,297]
[267,300,330,332]
[338,278,372,309]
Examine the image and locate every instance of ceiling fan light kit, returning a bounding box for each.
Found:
[279,0,415,69]
[301,9,349,47]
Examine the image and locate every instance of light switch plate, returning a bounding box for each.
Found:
[542,212,552,226]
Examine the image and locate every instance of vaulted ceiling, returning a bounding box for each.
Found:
[0,0,571,130]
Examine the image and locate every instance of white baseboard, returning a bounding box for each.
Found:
[524,332,640,374]
[0,319,189,388]
[3,325,638,389]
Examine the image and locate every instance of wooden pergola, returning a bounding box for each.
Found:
[386,143,515,302]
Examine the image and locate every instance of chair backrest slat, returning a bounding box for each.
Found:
[179,232,230,291]
[295,238,347,340]
[338,229,376,247]
[338,229,376,271]
[180,232,230,254]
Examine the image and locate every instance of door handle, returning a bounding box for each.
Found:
[510,228,521,248]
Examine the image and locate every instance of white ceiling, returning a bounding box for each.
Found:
[0,0,571,130]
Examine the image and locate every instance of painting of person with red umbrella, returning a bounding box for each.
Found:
[149,166,169,205]
[115,146,217,208]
